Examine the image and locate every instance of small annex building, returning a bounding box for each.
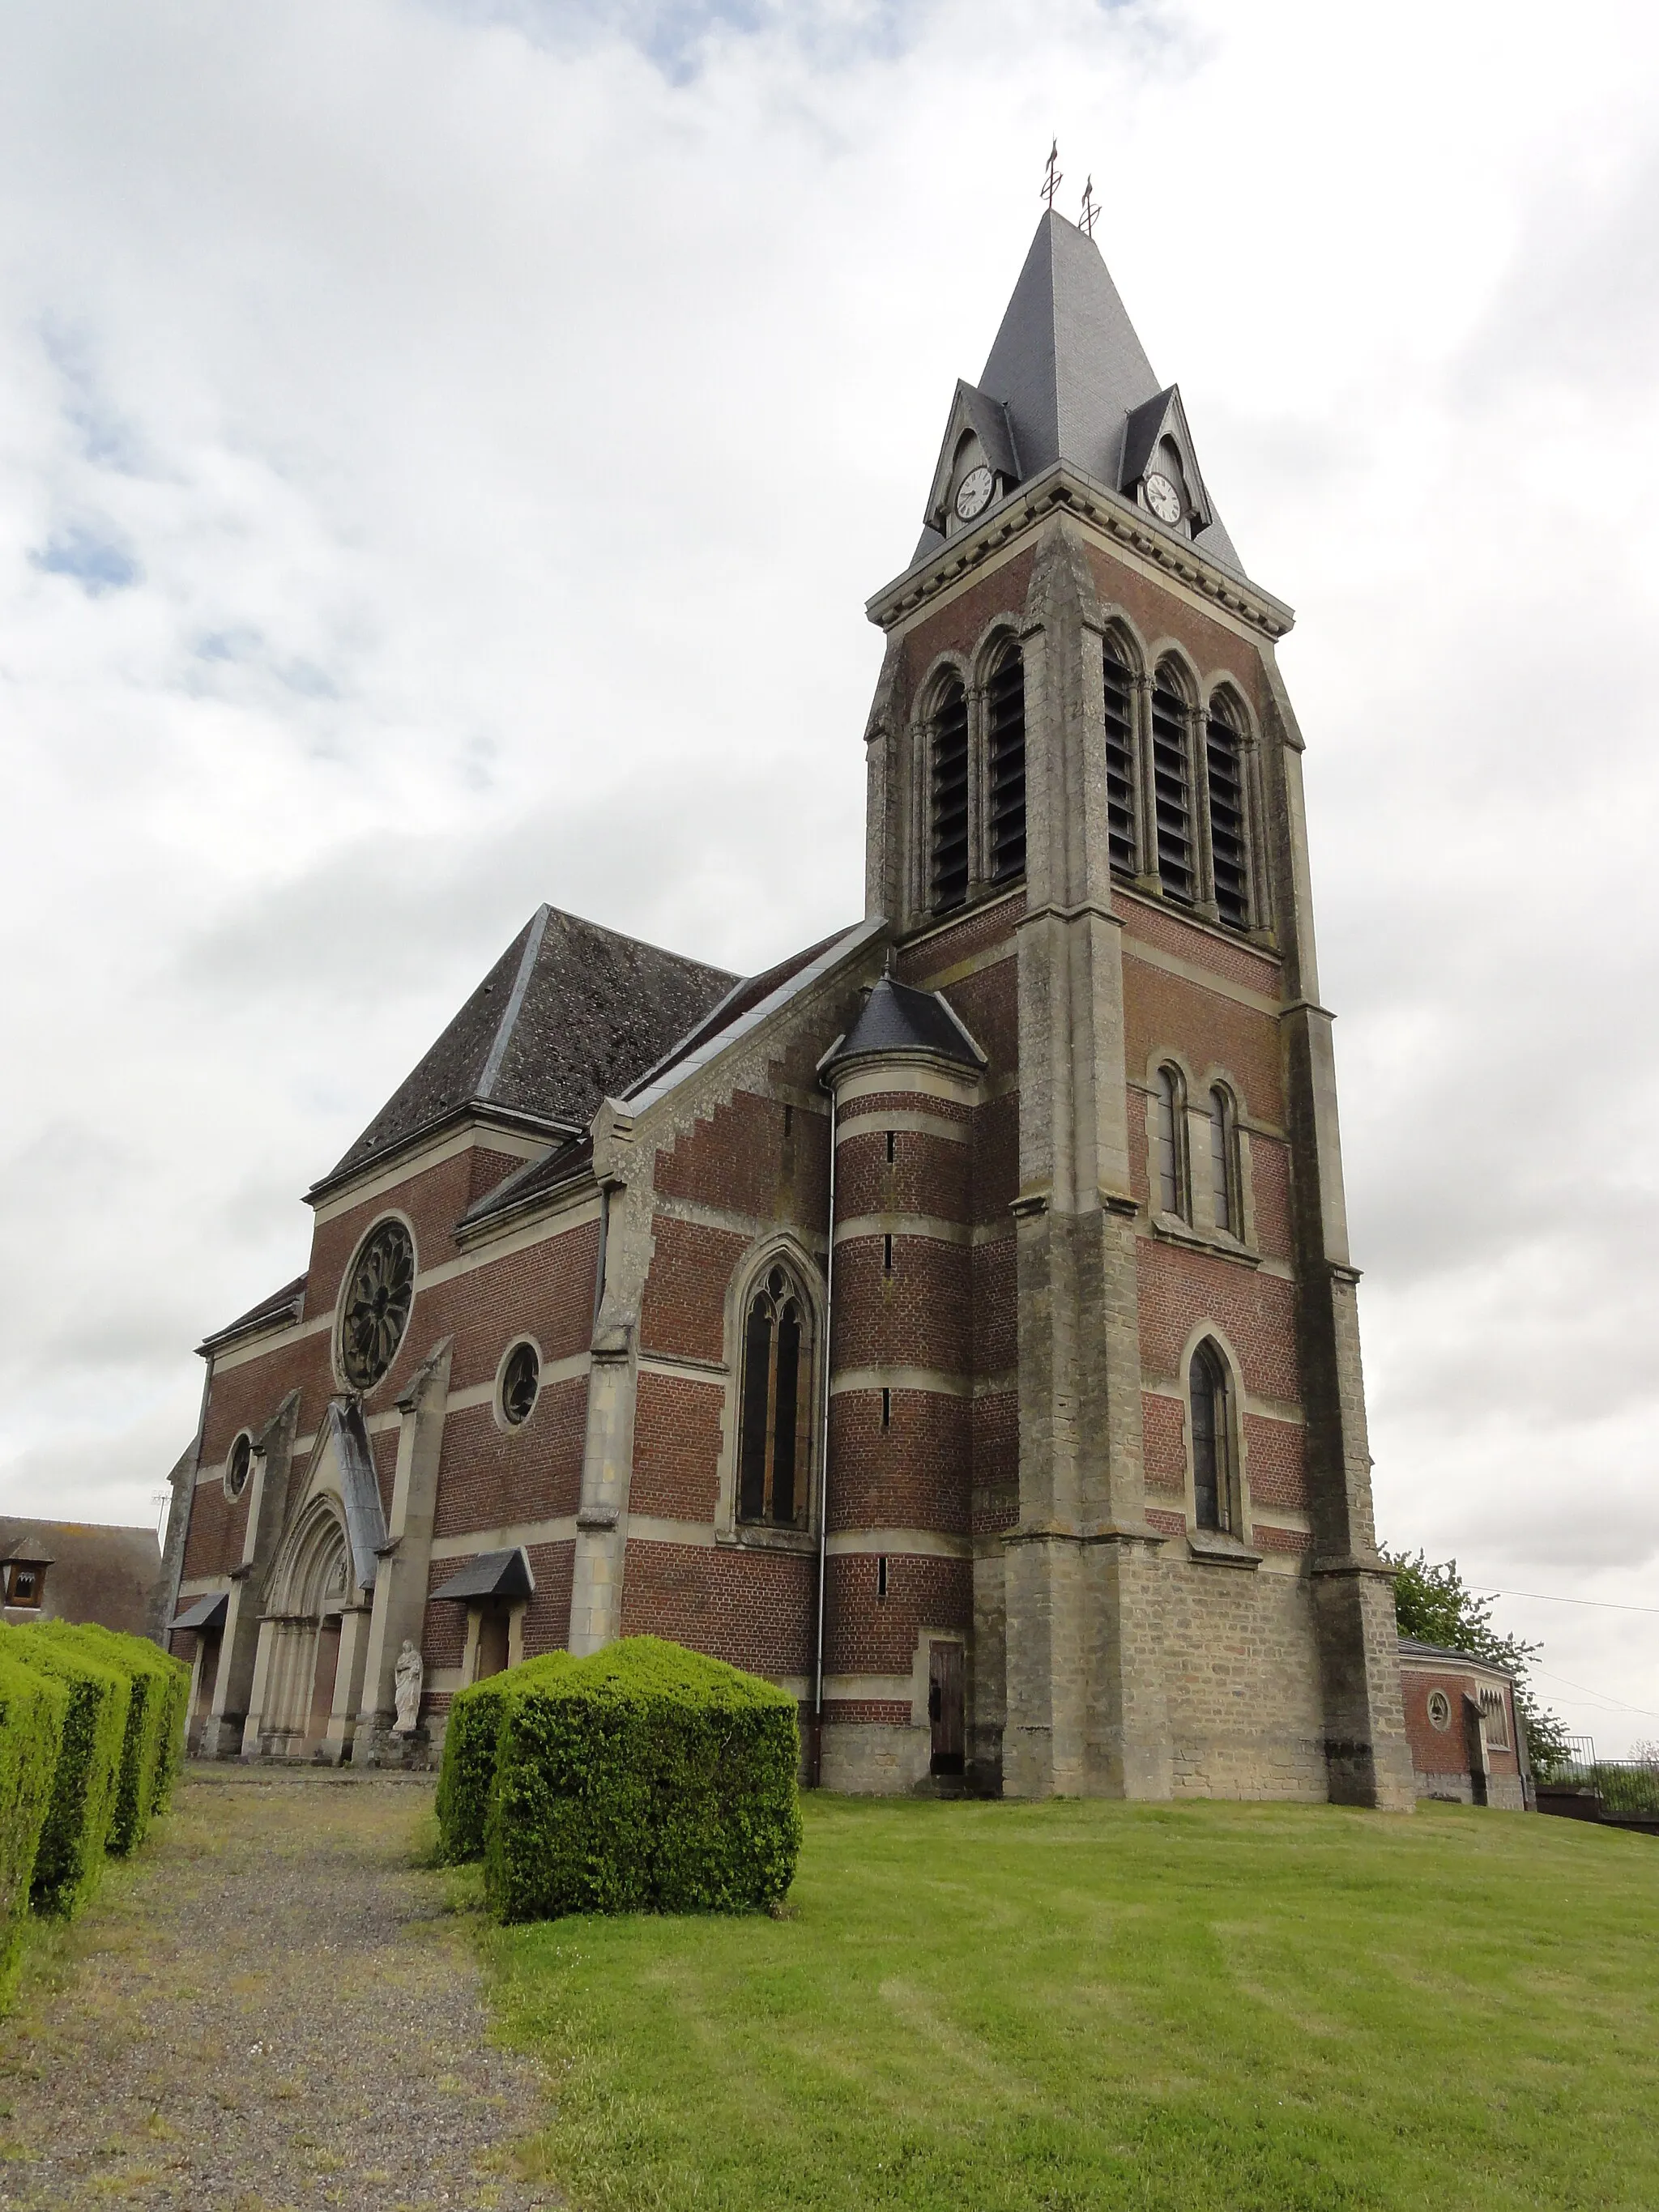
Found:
[1398,1639,1531,1811]
[162,208,1416,1808]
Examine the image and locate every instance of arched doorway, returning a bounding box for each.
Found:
[259,1502,352,1757]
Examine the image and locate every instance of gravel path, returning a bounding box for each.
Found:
[0,1765,557,2210]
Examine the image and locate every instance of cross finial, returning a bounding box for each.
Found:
[1041,139,1062,213]
[1079,175,1098,238]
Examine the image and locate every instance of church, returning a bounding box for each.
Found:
[160,205,1414,1808]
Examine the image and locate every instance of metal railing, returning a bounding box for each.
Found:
[1543,1736,1659,1815]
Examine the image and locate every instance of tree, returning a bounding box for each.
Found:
[1384,1547,1573,1775]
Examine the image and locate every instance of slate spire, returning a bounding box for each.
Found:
[916,211,1243,575]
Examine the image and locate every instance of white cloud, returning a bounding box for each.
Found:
[3,0,1659,1746]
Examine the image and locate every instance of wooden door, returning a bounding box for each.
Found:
[476,1605,510,1681]
[309,1618,342,1743]
[928,1641,964,1775]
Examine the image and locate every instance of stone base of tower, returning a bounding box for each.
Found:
[1312,1561,1418,1812]
[819,1717,934,1795]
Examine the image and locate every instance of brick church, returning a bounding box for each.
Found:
[162,207,1414,1808]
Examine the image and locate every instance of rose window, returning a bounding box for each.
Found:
[339,1220,415,1391]
[500,1341,540,1426]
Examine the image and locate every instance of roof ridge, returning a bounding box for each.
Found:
[476,903,552,1103]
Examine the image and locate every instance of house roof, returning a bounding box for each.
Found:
[1397,1637,1518,1682]
[199,1273,309,1354]
[313,905,738,1200]
[911,211,1243,576]
[824,976,984,1072]
[0,1517,162,1639]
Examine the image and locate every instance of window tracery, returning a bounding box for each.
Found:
[737,1264,813,1529]
[339,1219,415,1392]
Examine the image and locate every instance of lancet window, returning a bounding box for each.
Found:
[928,675,970,913]
[1155,1064,1188,1221]
[1149,665,1196,904]
[1209,1085,1238,1236]
[1102,639,1139,875]
[737,1264,813,1529]
[1205,697,1251,930]
[921,637,1028,918]
[1189,1340,1232,1533]
[986,641,1026,884]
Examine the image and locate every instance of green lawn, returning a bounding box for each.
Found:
[480,1796,1659,2212]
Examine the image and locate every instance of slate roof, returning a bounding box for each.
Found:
[825,977,984,1070]
[315,905,739,1198]
[912,211,1243,576]
[200,1272,308,1353]
[1398,1638,1517,1680]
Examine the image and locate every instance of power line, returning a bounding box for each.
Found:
[1530,1665,1659,1723]
[1472,1585,1659,1619]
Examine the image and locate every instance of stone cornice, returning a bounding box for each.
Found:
[865,461,1295,644]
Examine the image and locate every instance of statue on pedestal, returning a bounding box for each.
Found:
[393,1639,424,1735]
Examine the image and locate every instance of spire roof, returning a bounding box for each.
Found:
[914,211,1243,577]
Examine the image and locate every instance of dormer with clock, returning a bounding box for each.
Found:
[1120,386,1214,540]
[921,380,1021,539]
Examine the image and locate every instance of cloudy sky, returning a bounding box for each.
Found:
[4,0,1658,1750]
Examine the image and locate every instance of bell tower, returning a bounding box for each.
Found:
[854,210,1413,1809]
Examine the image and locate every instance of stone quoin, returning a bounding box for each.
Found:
[161,208,1415,1809]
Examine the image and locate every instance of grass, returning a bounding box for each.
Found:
[480,1795,1659,2212]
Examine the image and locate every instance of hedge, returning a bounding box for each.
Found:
[0,1642,68,2002]
[2,1625,130,1917]
[43,1624,188,1851]
[483,1637,802,1923]
[435,1651,575,1865]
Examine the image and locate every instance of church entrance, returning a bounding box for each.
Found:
[255,1500,355,1758]
[474,1602,510,1681]
[309,1617,343,1740]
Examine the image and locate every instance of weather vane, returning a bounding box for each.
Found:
[1041,139,1062,212]
[1079,175,1098,238]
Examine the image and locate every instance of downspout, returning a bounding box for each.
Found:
[811,1068,841,1788]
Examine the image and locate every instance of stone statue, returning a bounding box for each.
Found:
[393,1640,424,1734]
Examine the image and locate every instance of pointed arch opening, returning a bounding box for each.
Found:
[1205,693,1251,930]
[737,1260,816,1530]
[928,672,970,914]
[985,637,1026,884]
[1150,660,1195,904]
[1189,1340,1233,1534]
[1208,1083,1239,1236]
[1102,632,1139,876]
[1154,1063,1189,1222]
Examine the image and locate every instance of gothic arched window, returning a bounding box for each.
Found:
[737,1264,812,1529]
[1205,696,1251,930]
[1190,1340,1232,1533]
[986,640,1026,884]
[928,675,970,914]
[1155,1065,1188,1221]
[1209,1085,1238,1236]
[1150,663,1195,904]
[1102,637,1138,876]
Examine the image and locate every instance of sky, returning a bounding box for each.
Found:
[3,0,1659,1751]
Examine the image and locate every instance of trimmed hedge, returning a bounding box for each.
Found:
[483,1637,802,1923]
[3,1625,130,1917]
[45,1624,188,1852]
[0,1642,68,2003]
[435,1651,575,1865]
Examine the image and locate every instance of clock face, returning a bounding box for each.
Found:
[954,464,995,521]
[1144,471,1183,525]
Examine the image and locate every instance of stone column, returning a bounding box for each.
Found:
[568,1104,650,1656]
[1005,519,1169,1801]
[202,1392,298,1759]
[352,1340,452,1766]
[1263,658,1414,1813]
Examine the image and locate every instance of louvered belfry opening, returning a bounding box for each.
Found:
[1205,701,1250,930]
[1102,641,1138,876]
[928,676,970,912]
[1149,667,1194,904]
[738,1265,808,1528]
[987,642,1026,884]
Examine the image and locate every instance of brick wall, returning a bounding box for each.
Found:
[831,1234,972,1372]
[824,1552,971,1675]
[432,1378,586,1537]
[827,1388,971,1535]
[1137,1240,1301,1403]
[836,1127,970,1224]
[629,1370,723,1521]
[1141,1392,1187,1496]
[1243,1413,1306,1507]
[657,1089,830,1233]
[972,1390,1017,1533]
[1124,964,1283,1123]
[618,1539,812,1677]
[639,1216,748,1362]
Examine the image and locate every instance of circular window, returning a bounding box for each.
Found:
[500,1340,540,1427]
[339,1219,416,1392]
[224,1432,253,1502]
[1427,1690,1452,1732]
